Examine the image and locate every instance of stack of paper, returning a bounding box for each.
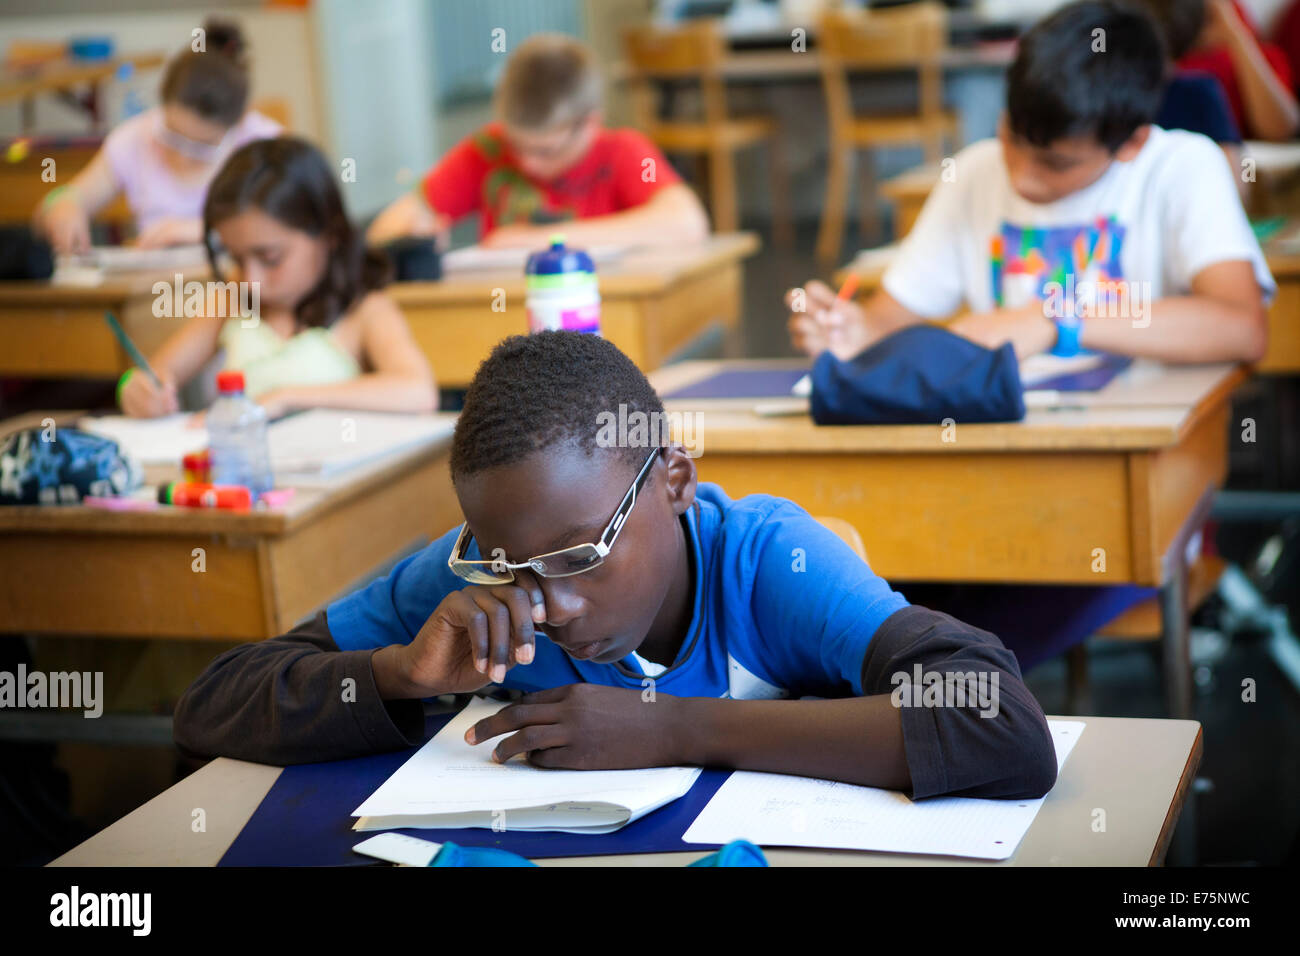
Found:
[352,698,702,834]
[682,720,1084,860]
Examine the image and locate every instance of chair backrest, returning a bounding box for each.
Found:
[813,515,867,561]
[622,20,729,128]
[818,4,947,67]
[818,4,948,133]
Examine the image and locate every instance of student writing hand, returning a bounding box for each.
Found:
[464,683,681,769]
[785,280,873,361]
[119,368,180,418]
[381,582,545,697]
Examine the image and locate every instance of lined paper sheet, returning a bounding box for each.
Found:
[353,698,702,834]
[682,720,1084,860]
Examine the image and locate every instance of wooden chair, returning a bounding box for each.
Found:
[623,20,792,243]
[815,3,960,263]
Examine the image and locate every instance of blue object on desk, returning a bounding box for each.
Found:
[810,324,1026,425]
[661,368,809,400]
[1028,354,1131,393]
[218,711,731,866]
[68,37,114,61]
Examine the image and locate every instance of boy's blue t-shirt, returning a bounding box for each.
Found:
[327,482,909,700]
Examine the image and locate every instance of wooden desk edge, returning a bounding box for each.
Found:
[1149,722,1204,866]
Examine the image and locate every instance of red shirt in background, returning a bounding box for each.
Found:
[1178,0,1295,138]
[421,123,682,237]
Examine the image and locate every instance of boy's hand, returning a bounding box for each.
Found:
[464,683,682,769]
[785,280,873,361]
[948,303,1057,359]
[385,582,546,697]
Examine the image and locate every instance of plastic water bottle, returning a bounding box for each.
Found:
[524,235,601,335]
[207,370,274,500]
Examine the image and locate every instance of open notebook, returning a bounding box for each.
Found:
[353,697,702,834]
[80,409,454,480]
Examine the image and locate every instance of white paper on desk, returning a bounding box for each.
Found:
[682,720,1084,860]
[57,244,209,274]
[266,409,453,479]
[79,414,208,464]
[81,409,452,475]
[441,243,628,273]
[353,697,702,834]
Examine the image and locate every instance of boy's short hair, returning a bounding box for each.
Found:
[1133,0,1205,60]
[451,332,664,481]
[1007,0,1166,153]
[495,33,603,130]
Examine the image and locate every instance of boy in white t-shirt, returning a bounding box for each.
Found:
[788,0,1274,366]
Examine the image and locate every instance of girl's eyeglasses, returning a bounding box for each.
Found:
[448,446,660,585]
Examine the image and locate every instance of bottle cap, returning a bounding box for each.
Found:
[216,370,245,394]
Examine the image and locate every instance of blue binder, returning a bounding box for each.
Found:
[219,711,730,866]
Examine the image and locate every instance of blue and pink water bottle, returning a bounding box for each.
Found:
[524,235,601,335]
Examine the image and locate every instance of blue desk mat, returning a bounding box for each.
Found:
[662,368,808,400]
[1027,355,1131,393]
[219,711,729,866]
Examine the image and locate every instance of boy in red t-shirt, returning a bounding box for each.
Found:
[367,33,709,249]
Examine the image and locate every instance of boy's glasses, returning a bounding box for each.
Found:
[448,446,660,585]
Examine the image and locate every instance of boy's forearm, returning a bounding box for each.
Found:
[668,694,912,790]
[1079,296,1267,362]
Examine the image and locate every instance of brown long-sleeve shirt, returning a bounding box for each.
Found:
[174,604,1059,800]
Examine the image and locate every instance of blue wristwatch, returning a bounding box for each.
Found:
[1051,316,1083,357]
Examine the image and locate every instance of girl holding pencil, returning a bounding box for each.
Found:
[118,137,436,418]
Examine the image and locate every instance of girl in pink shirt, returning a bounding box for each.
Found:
[34,18,281,254]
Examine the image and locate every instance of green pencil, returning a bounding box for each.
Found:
[103,311,162,388]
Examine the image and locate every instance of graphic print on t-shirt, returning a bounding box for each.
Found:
[990,217,1127,315]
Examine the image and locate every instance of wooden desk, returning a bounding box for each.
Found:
[650,359,1246,719]
[389,233,758,388]
[0,411,463,641]
[0,53,165,132]
[0,234,759,388]
[48,714,1200,866]
[838,235,1300,374]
